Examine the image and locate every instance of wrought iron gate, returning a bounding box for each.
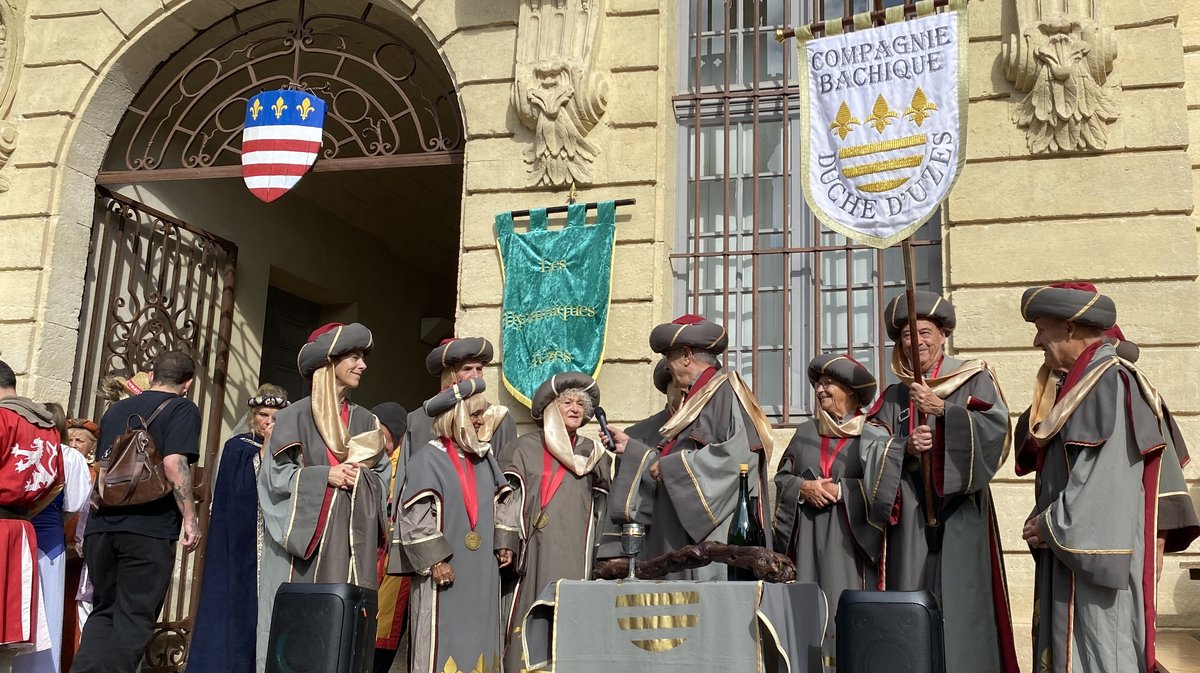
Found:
[71,186,237,672]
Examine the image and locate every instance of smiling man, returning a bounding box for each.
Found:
[407,338,516,466]
[1014,283,1176,673]
[867,291,1019,673]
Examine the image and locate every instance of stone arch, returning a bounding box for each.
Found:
[30,0,519,397]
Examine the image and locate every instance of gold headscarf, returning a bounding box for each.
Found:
[311,364,385,466]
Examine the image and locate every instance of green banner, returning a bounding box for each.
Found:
[496,201,616,408]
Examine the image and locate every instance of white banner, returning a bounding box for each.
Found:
[797,3,967,248]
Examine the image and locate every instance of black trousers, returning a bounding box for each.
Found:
[71,532,176,673]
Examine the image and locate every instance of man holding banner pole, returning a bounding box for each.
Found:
[784,2,1018,672]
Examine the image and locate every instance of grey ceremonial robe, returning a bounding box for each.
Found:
[1024,345,1164,673]
[1156,406,1199,553]
[255,399,390,673]
[500,432,612,673]
[868,355,1017,673]
[393,440,519,673]
[595,405,672,559]
[609,377,770,581]
[772,420,903,668]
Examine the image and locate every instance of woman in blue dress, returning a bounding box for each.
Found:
[188,385,289,673]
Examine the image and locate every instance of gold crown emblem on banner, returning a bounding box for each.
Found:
[614,590,701,653]
[828,88,939,195]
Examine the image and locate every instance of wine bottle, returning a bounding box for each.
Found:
[726,463,757,581]
[748,494,767,548]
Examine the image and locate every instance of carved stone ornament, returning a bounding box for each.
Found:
[512,0,610,188]
[0,0,22,192]
[1002,1,1119,154]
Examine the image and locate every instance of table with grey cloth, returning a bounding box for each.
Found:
[522,579,827,673]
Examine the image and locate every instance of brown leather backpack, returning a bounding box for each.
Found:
[98,397,176,507]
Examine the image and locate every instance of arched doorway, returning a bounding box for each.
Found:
[71,1,464,668]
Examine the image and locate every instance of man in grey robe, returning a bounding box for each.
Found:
[1016,283,1182,673]
[867,292,1019,673]
[392,379,519,673]
[256,323,391,673]
[407,337,517,468]
[774,354,902,669]
[604,314,775,581]
[1093,326,1199,574]
[500,372,611,672]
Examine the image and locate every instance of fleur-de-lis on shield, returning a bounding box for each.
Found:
[250,98,263,121]
[904,88,938,127]
[298,97,315,121]
[271,96,288,119]
[829,101,860,140]
[865,95,898,134]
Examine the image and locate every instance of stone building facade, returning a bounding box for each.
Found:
[0,0,1196,665]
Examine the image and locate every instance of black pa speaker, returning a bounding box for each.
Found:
[266,583,377,673]
[836,590,944,673]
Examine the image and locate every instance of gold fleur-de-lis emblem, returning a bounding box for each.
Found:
[865,95,898,134]
[271,96,288,119]
[829,101,860,140]
[298,97,315,121]
[904,88,938,127]
[250,98,263,121]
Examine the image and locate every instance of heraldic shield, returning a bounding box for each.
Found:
[797,4,967,248]
[496,202,616,408]
[241,89,326,203]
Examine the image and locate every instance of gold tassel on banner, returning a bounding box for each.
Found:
[775,0,963,42]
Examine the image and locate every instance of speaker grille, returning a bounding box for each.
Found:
[838,600,938,673]
[268,593,344,673]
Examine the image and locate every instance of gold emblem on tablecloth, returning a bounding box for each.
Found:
[465,531,482,550]
[614,591,700,653]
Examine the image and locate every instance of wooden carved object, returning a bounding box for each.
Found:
[592,541,799,583]
[1002,0,1119,153]
[512,0,610,188]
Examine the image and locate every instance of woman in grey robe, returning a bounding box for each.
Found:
[773,354,902,670]
[500,372,611,672]
[394,378,519,673]
[256,323,391,673]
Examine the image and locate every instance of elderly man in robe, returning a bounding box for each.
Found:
[408,337,517,466]
[256,323,390,673]
[1016,284,1182,673]
[867,291,1018,673]
[393,379,518,673]
[501,372,611,671]
[604,314,774,580]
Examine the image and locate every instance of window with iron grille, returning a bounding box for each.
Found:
[672,0,943,425]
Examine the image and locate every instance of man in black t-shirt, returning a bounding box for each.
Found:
[72,351,201,673]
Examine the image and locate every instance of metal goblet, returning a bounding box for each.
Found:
[620,523,645,580]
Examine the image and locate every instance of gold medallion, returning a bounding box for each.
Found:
[465,530,482,551]
[534,512,550,529]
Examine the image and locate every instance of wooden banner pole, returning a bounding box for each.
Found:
[902,237,938,527]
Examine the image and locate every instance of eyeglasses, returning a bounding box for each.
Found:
[814,377,839,389]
